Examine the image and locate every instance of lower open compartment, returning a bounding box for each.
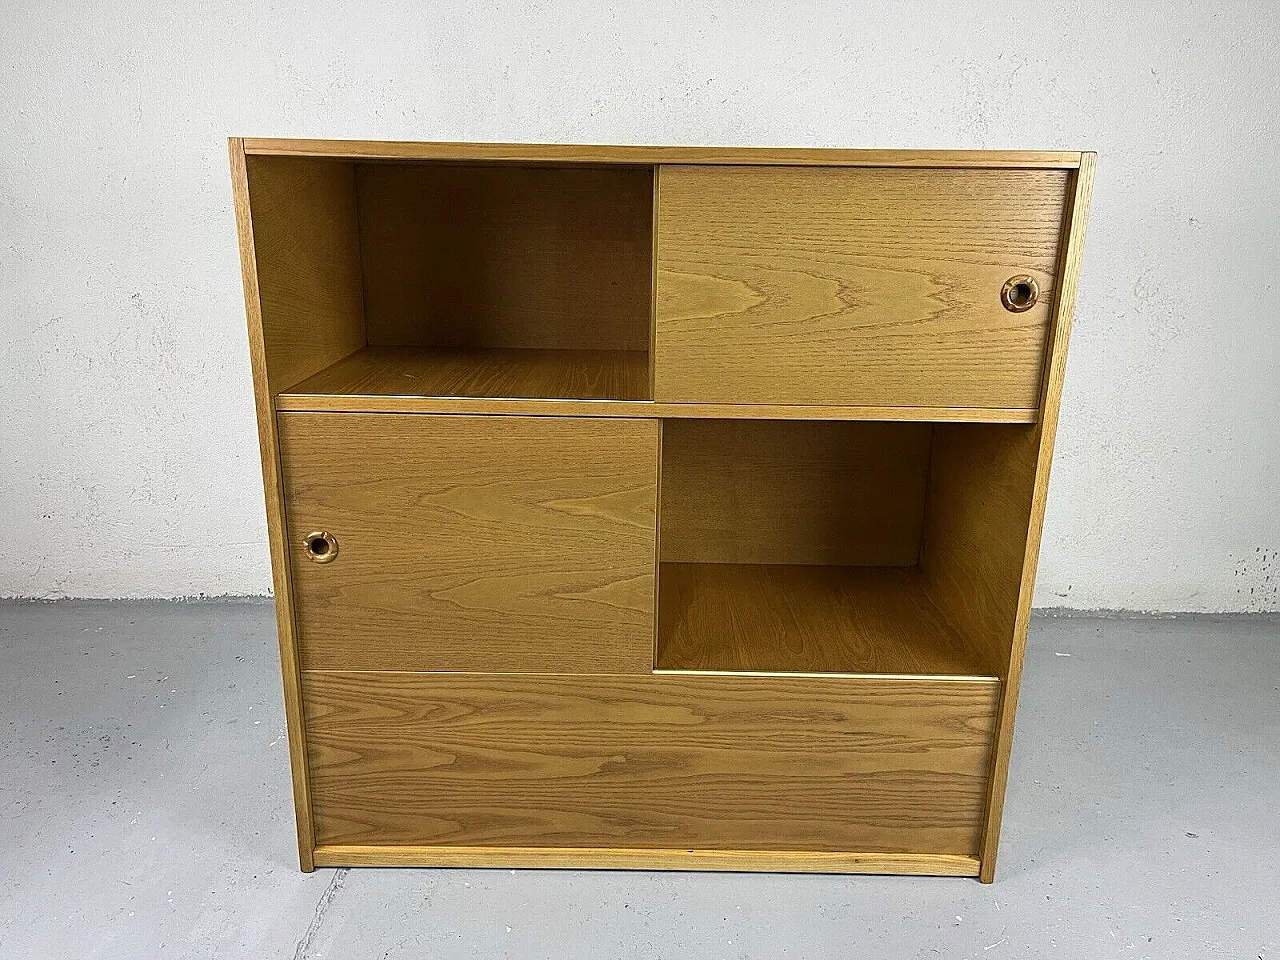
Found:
[657,418,1039,680]
[657,562,980,676]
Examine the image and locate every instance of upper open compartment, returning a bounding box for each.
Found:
[242,154,654,403]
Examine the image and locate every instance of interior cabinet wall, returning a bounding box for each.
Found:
[242,156,365,394]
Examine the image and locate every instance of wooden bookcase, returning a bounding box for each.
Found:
[230,139,1094,881]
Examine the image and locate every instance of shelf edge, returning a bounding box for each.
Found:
[275,394,1040,423]
[652,668,999,682]
[312,844,981,875]
[240,139,1082,168]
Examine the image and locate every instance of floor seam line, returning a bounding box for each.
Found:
[293,867,348,960]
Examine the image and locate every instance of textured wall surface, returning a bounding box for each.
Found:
[2,1,1277,609]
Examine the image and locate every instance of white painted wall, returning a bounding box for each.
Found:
[2,1,1277,609]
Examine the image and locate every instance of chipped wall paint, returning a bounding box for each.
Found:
[1,1,1277,609]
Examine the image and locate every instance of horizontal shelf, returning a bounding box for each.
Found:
[656,563,992,678]
[277,348,1037,423]
[282,345,651,403]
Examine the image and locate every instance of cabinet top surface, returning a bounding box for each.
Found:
[238,138,1088,168]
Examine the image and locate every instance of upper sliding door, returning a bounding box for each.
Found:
[653,165,1070,411]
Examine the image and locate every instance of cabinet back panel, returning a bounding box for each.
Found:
[356,164,653,351]
[921,423,1040,678]
[660,419,931,565]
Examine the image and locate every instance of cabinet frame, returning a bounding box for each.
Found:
[230,138,1094,881]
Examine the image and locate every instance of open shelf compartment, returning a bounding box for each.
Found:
[243,154,654,403]
[657,418,1036,679]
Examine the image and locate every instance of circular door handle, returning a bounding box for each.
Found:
[302,531,339,563]
[1001,275,1040,312]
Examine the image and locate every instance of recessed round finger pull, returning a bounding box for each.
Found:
[1001,275,1039,312]
[303,531,338,563]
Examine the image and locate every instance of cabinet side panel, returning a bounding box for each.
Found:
[975,156,1095,881]
[228,139,316,870]
[920,422,1040,678]
[243,155,366,393]
[303,672,999,856]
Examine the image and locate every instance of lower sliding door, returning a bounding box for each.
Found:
[302,671,999,863]
[277,412,659,675]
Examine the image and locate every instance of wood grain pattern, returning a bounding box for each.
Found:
[274,389,1039,422]
[302,672,1000,854]
[282,345,650,402]
[656,563,989,677]
[229,140,1093,878]
[660,419,931,565]
[312,844,980,875]
[978,154,1096,881]
[356,163,652,351]
[654,166,1070,408]
[244,138,1083,168]
[920,424,1039,679]
[278,413,658,673]
[228,140,316,871]
[242,154,365,394]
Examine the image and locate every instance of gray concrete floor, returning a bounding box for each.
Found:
[1,602,1277,959]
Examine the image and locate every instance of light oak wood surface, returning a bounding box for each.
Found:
[921,424,1039,678]
[654,165,1069,408]
[976,154,1096,881]
[302,672,999,854]
[278,413,658,673]
[244,138,1083,168]
[283,345,651,403]
[356,163,652,351]
[229,141,316,870]
[275,350,1035,421]
[275,388,1038,422]
[656,563,988,677]
[311,845,980,875]
[659,419,931,566]
[230,139,1094,879]
[241,154,365,395]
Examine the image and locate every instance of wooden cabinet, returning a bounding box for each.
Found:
[231,139,1094,881]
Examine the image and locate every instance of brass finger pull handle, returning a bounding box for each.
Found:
[303,531,339,563]
[1001,275,1039,312]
